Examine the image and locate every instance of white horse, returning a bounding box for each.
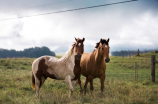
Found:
[31,38,85,98]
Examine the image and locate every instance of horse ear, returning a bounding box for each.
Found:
[82,38,85,42]
[107,38,110,42]
[95,42,99,48]
[100,38,102,42]
[100,38,103,44]
[75,37,77,41]
[99,42,102,46]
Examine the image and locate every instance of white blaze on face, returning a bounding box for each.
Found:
[105,45,107,48]
[78,43,81,46]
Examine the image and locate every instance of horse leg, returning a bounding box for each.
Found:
[35,77,40,98]
[89,79,94,96]
[84,77,89,94]
[99,74,105,93]
[71,80,77,96]
[72,80,76,87]
[65,75,73,98]
[41,75,47,87]
[35,74,46,98]
[77,75,83,93]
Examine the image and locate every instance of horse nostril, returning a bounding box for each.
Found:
[105,58,110,63]
[78,54,81,58]
[76,54,81,60]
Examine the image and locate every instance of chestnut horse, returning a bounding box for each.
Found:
[78,38,110,94]
[32,38,85,98]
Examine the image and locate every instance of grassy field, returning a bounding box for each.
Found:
[0,52,158,104]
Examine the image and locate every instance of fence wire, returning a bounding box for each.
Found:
[106,62,158,82]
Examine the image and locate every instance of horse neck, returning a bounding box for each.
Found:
[94,49,104,65]
[68,47,76,61]
[60,46,76,63]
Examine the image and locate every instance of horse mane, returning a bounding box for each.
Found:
[95,39,109,48]
[93,44,104,64]
[59,43,76,63]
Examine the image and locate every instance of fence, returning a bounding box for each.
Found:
[105,56,158,83]
[151,55,158,83]
[0,56,157,83]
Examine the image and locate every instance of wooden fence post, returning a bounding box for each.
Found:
[137,49,139,56]
[151,55,155,83]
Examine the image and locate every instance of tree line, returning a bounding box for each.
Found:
[111,50,154,56]
[0,46,55,58]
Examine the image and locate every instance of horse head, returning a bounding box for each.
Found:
[74,37,85,60]
[95,38,110,63]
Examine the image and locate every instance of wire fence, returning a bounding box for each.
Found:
[0,57,158,83]
[106,62,158,83]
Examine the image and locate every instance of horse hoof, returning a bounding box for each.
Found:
[84,92,87,96]
[80,89,83,94]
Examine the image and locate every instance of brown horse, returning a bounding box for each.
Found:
[32,38,85,98]
[72,38,85,81]
[78,38,110,94]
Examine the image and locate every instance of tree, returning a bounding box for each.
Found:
[0,46,56,58]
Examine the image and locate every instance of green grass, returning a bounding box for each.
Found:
[0,53,158,104]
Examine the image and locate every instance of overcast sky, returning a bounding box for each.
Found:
[0,0,158,52]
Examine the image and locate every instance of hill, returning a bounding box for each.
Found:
[0,46,55,58]
[111,50,156,56]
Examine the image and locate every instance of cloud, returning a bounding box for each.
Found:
[0,0,158,52]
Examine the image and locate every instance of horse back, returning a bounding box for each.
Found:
[32,56,57,79]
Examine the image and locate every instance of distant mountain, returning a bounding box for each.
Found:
[53,45,69,53]
[84,45,95,53]
[53,45,95,54]
[111,50,155,56]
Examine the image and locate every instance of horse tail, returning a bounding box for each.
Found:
[32,72,35,90]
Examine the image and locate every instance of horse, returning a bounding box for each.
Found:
[78,38,110,94]
[31,38,85,98]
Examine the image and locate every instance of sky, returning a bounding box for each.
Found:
[0,0,158,53]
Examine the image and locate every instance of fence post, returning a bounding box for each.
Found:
[137,49,140,56]
[151,55,155,83]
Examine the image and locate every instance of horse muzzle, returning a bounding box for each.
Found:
[105,58,110,63]
[76,54,82,60]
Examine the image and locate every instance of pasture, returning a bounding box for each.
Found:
[0,52,158,104]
